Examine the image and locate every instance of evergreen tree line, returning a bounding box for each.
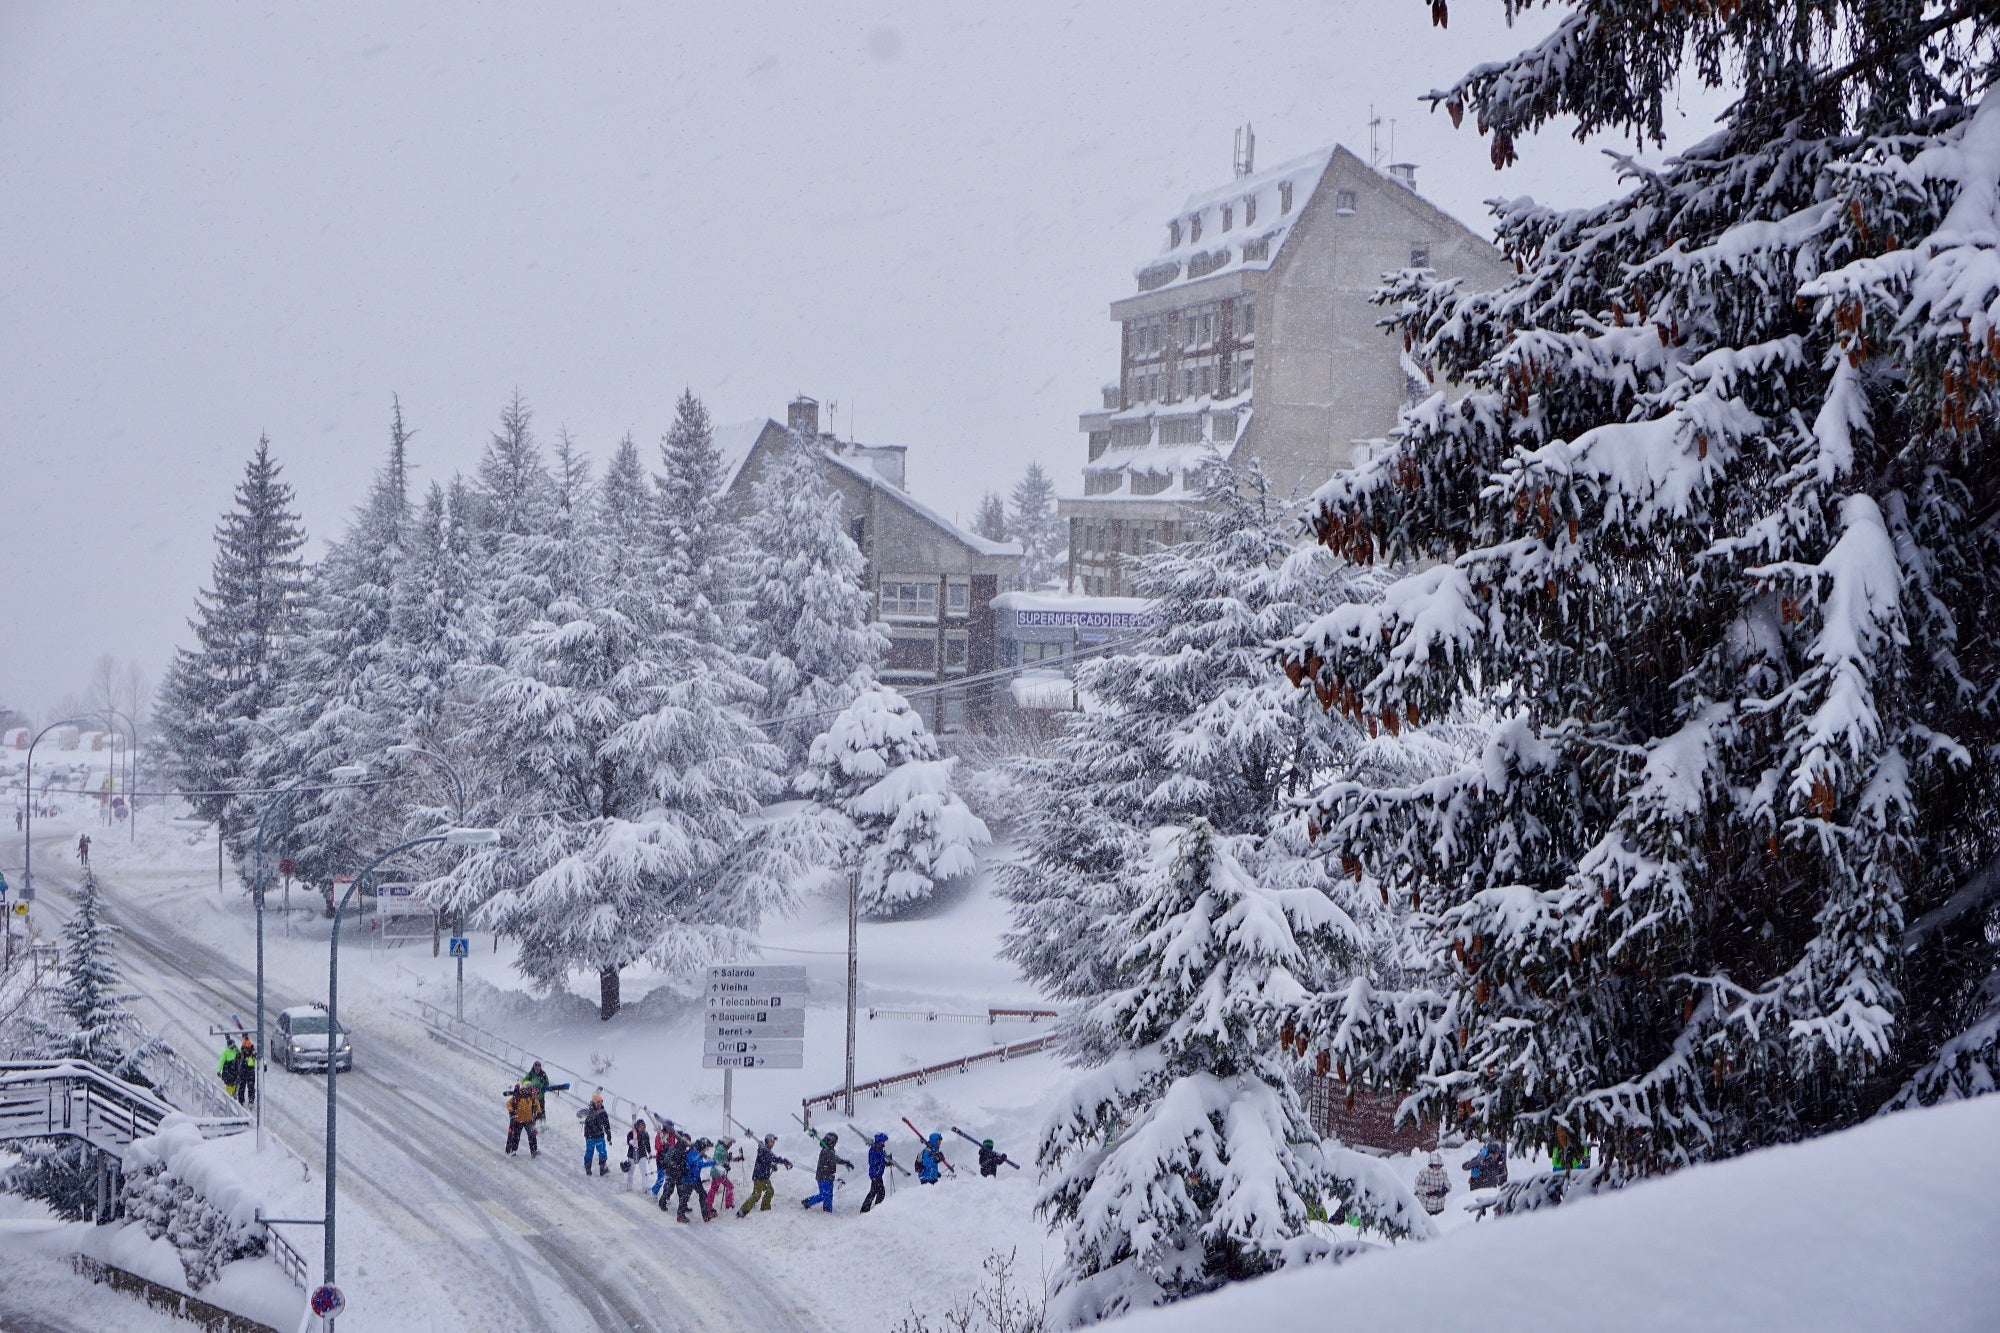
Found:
[971,462,1064,590]
[155,390,985,1019]
[1008,4,2000,1324]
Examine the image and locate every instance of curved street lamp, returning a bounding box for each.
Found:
[321,826,499,1333]
[22,717,89,904]
[98,707,139,842]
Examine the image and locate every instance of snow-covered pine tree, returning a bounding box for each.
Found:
[1039,821,1427,1326]
[30,873,158,1078]
[444,435,798,1019]
[973,490,1010,543]
[653,388,744,642]
[741,436,887,766]
[1286,4,2000,1180]
[390,477,488,749]
[155,436,309,834]
[798,684,988,916]
[1002,460,1373,1020]
[249,404,415,886]
[474,390,553,558]
[1009,462,1063,589]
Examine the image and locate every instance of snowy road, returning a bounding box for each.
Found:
[15,837,823,1333]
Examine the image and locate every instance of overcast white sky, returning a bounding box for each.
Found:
[0,1,1721,717]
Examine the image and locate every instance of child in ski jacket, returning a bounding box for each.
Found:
[861,1134,892,1213]
[1462,1141,1508,1190]
[505,1085,540,1157]
[522,1062,551,1121]
[651,1124,679,1197]
[977,1140,1004,1177]
[1414,1152,1452,1215]
[675,1140,718,1222]
[738,1135,790,1215]
[705,1137,740,1212]
[802,1132,852,1212]
[580,1094,612,1176]
[916,1134,944,1184]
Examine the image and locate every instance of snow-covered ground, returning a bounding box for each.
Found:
[1119,1092,2000,1332]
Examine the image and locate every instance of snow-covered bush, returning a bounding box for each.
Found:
[1286,4,2000,1176]
[800,684,990,916]
[119,1115,268,1290]
[1038,823,1429,1327]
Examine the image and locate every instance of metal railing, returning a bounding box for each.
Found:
[800,1033,1058,1123]
[867,1006,1060,1025]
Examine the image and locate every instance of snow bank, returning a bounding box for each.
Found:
[1113,1095,2000,1331]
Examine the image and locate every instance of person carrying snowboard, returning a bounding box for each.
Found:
[860,1133,894,1213]
[217,1037,242,1100]
[738,1134,791,1215]
[522,1061,551,1122]
[977,1139,1004,1177]
[1414,1151,1452,1215]
[705,1136,740,1214]
[675,1138,718,1222]
[801,1131,852,1212]
[916,1133,945,1185]
[505,1084,540,1157]
[581,1093,611,1176]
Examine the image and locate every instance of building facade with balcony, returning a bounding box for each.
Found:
[1061,141,1512,595]
[718,398,1022,730]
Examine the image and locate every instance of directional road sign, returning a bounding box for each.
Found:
[705,1012,805,1038]
[702,1052,804,1070]
[706,1037,804,1057]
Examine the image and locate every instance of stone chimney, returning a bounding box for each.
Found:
[787,395,820,436]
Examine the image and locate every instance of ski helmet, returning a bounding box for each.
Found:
[825,1132,838,1144]
[982,1139,994,1149]
[874,1133,888,1143]
[764,1134,778,1146]
[929,1133,941,1145]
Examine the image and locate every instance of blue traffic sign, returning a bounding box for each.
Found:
[448,937,470,958]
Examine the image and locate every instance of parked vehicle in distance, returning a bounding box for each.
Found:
[276,1003,353,1073]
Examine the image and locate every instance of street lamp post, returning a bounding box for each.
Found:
[98,707,139,842]
[22,717,87,903]
[321,826,498,1333]
[844,868,859,1117]
[384,744,470,1018]
[250,765,367,1152]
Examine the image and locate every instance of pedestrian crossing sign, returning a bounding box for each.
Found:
[448,937,469,958]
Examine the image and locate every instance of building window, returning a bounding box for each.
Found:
[1410,244,1431,268]
[887,633,936,673]
[1169,220,1181,248]
[1240,302,1255,337]
[1335,189,1356,214]
[849,515,866,549]
[1244,194,1257,226]
[880,578,938,616]
[1237,356,1254,395]
[946,578,970,614]
[1189,213,1202,243]
[944,632,969,673]
[1221,203,1233,231]
[1281,181,1295,213]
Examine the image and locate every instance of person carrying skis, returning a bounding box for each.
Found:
[236,1037,257,1107]
[738,1134,791,1215]
[624,1117,652,1181]
[217,1037,242,1100]
[916,1133,945,1185]
[1462,1140,1508,1190]
[977,1139,1004,1177]
[801,1131,852,1212]
[705,1136,740,1214]
[1414,1151,1452,1215]
[860,1133,894,1213]
[76,833,90,866]
[581,1093,612,1176]
[505,1084,540,1157]
[675,1138,718,1222]
[651,1122,680,1200]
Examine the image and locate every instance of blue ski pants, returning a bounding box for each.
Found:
[585,1138,607,1169]
[803,1179,834,1211]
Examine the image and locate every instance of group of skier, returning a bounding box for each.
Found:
[501,1062,1018,1222]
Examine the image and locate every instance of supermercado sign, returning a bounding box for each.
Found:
[1012,609,1146,630]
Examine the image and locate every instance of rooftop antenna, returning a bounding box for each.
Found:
[1368,104,1383,167]
[1233,123,1255,177]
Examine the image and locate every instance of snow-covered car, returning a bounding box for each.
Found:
[275,1004,353,1073]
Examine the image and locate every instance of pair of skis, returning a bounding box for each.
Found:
[950,1125,1022,1170]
